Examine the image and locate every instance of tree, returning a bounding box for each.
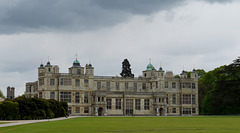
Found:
[0,90,5,99]
[120,59,134,78]
[201,57,240,115]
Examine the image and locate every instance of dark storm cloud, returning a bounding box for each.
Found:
[0,0,187,34]
[0,0,234,34]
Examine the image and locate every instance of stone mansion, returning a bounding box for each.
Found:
[25,58,198,116]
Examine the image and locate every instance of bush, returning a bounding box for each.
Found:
[0,96,69,120]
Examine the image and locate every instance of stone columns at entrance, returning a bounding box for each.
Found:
[156,106,159,116]
[104,106,107,116]
[95,106,98,116]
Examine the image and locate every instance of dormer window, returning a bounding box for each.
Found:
[48,68,51,72]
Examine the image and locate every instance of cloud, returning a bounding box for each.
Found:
[0,0,235,34]
[0,0,239,97]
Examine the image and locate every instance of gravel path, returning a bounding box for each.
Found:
[0,116,80,128]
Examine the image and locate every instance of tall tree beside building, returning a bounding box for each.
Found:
[120,59,134,78]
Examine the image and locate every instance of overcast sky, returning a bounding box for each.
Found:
[0,0,239,97]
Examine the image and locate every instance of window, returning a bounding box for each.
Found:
[48,68,51,72]
[172,82,176,88]
[165,82,168,88]
[125,83,128,90]
[134,83,137,90]
[77,69,81,74]
[192,108,196,113]
[192,83,196,89]
[75,92,80,103]
[116,82,119,90]
[116,99,121,109]
[75,79,80,87]
[183,82,191,88]
[135,99,141,110]
[84,107,89,113]
[183,94,191,104]
[75,107,80,113]
[84,79,89,87]
[84,79,88,84]
[68,107,72,114]
[107,82,110,91]
[156,82,158,88]
[192,95,196,105]
[97,82,101,90]
[172,108,176,113]
[60,78,72,86]
[126,99,133,115]
[39,79,44,86]
[50,92,55,99]
[183,108,191,115]
[144,99,150,110]
[39,92,42,98]
[172,94,176,104]
[142,83,146,90]
[62,92,72,103]
[60,92,72,103]
[150,83,152,89]
[50,79,55,86]
[107,99,112,109]
[84,92,88,103]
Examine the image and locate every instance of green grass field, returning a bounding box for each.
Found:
[1,116,240,133]
[0,122,8,124]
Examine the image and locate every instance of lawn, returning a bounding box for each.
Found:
[0,122,9,124]
[1,116,240,133]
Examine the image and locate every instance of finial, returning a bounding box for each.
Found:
[48,56,50,62]
[75,53,78,60]
[149,58,151,64]
[89,58,91,64]
[183,65,185,71]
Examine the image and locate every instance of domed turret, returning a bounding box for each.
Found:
[87,63,93,69]
[146,63,154,71]
[38,63,44,69]
[73,59,81,67]
[45,61,52,67]
[159,67,163,71]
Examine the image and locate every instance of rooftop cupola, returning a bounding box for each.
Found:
[38,63,44,69]
[72,53,81,67]
[159,67,163,71]
[87,63,94,69]
[73,59,81,67]
[45,61,52,67]
[146,59,154,71]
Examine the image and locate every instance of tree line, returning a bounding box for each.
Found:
[0,96,68,120]
[198,57,240,115]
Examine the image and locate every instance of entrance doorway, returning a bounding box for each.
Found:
[98,107,104,116]
[126,99,133,115]
[160,108,164,116]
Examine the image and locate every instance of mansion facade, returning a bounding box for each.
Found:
[25,59,198,116]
